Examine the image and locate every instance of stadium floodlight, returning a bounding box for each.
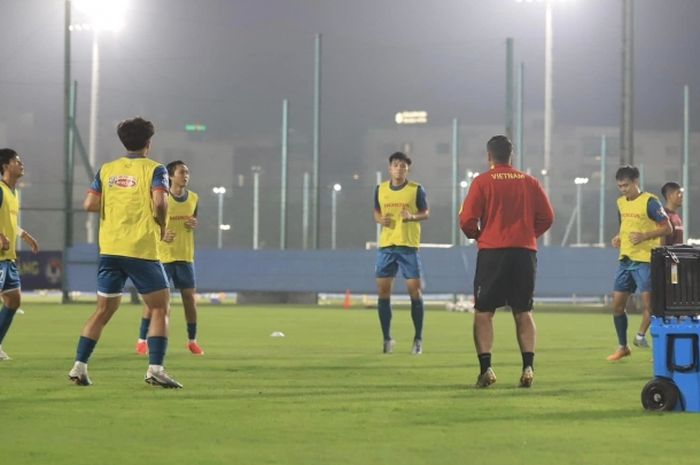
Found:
[72,0,130,32]
[70,1,130,245]
[395,111,428,125]
[331,183,342,249]
[460,180,468,189]
[212,186,227,248]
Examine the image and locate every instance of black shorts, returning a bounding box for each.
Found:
[473,248,537,312]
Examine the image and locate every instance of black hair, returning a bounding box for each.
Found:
[661,181,681,200]
[486,135,512,163]
[117,117,155,152]
[0,148,18,175]
[388,152,412,166]
[615,165,639,181]
[166,160,186,178]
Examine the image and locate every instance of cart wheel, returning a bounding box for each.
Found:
[641,378,679,411]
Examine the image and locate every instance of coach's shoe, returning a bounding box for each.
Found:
[145,366,183,389]
[187,341,205,356]
[606,346,632,361]
[411,339,423,355]
[475,367,497,388]
[135,339,148,356]
[382,339,395,354]
[68,362,92,386]
[633,334,650,348]
[519,366,534,388]
[0,345,11,361]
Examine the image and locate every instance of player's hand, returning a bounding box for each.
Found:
[21,232,39,254]
[611,235,621,248]
[379,215,392,227]
[184,217,198,230]
[629,232,645,245]
[0,233,9,251]
[163,229,176,243]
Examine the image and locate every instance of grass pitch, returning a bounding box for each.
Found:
[0,303,696,465]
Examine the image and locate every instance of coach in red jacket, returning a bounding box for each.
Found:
[459,135,554,389]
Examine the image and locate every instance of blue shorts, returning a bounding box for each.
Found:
[613,259,652,294]
[0,260,21,294]
[375,246,422,279]
[163,261,196,289]
[97,255,169,297]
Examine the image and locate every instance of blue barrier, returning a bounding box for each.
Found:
[65,244,619,297]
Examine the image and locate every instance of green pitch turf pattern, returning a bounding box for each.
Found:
[0,303,695,465]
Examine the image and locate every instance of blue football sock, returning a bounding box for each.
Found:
[410,298,424,340]
[614,313,628,347]
[139,318,150,340]
[0,305,17,344]
[75,336,97,363]
[478,353,492,375]
[148,336,168,366]
[187,323,197,341]
[377,298,392,341]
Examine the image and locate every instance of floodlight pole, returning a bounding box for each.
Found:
[86,29,100,244]
[451,118,459,246]
[543,0,553,246]
[598,135,607,245]
[516,62,525,171]
[683,85,690,239]
[280,99,288,250]
[63,0,73,303]
[302,172,309,250]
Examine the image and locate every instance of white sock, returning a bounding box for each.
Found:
[73,361,87,369]
[148,364,163,373]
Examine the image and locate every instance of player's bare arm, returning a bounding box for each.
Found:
[628,220,672,245]
[152,189,169,240]
[83,192,100,212]
[400,207,430,222]
[20,230,39,253]
[611,235,621,248]
[374,209,392,227]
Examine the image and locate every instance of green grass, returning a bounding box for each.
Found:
[0,303,696,465]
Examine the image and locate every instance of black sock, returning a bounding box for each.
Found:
[522,352,534,370]
[478,353,491,375]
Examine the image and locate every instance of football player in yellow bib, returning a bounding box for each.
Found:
[136,161,204,356]
[373,152,430,354]
[68,117,182,388]
[607,165,671,361]
[0,149,40,361]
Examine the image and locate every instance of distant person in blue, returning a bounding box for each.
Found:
[374,152,430,354]
[0,149,40,361]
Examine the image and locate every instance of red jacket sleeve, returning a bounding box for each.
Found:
[459,181,483,239]
[532,179,555,238]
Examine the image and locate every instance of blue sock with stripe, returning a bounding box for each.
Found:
[410,298,424,340]
[75,336,97,363]
[0,305,17,344]
[187,323,197,341]
[614,313,628,346]
[148,336,168,365]
[378,298,392,341]
[139,318,150,340]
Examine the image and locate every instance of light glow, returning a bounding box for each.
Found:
[73,0,130,32]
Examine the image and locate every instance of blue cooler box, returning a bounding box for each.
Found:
[643,316,700,412]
